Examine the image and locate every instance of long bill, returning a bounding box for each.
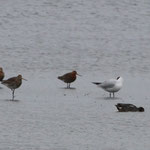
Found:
[22,78,27,81]
[77,73,82,76]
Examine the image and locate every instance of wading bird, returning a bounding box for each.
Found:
[58,71,81,88]
[0,67,4,82]
[2,74,27,100]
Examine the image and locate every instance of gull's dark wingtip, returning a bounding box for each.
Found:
[92,82,101,85]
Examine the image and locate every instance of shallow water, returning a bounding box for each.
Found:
[0,0,150,150]
[0,0,150,75]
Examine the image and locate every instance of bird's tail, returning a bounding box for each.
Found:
[1,80,6,85]
[92,82,102,85]
[58,76,63,80]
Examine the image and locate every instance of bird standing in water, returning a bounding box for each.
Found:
[92,76,123,98]
[2,74,27,100]
[58,71,81,88]
[0,67,4,82]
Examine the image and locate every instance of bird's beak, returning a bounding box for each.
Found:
[22,78,27,81]
[77,73,82,76]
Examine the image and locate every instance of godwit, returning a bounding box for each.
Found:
[2,74,27,100]
[92,76,123,97]
[58,71,81,88]
[0,67,4,82]
[115,103,144,112]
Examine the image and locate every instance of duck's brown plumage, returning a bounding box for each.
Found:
[0,67,4,81]
[115,103,144,112]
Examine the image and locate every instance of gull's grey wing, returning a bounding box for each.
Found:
[100,80,116,89]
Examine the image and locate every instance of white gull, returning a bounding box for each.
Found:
[92,76,123,97]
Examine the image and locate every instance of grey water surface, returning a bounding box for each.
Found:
[0,0,150,150]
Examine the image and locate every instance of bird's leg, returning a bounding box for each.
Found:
[109,93,111,98]
[12,89,15,100]
[68,83,70,89]
[67,83,70,89]
[113,92,115,98]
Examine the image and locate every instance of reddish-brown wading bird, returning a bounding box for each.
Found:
[58,71,81,88]
[0,67,5,82]
[2,74,27,100]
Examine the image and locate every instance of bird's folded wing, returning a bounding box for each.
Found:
[2,77,16,85]
[100,80,116,88]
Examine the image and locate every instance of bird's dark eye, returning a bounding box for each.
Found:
[117,77,120,80]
